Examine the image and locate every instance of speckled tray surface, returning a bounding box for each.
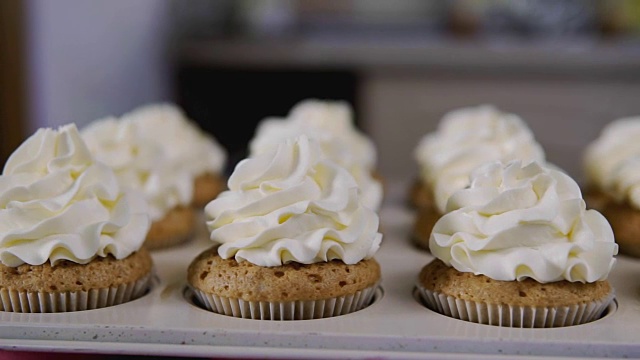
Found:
[0,181,639,359]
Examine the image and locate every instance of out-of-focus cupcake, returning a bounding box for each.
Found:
[249,99,383,212]
[411,105,546,249]
[0,124,153,313]
[82,117,195,250]
[188,135,382,320]
[584,117,640,257]
[417,161,617,328]
[124,104,227,208]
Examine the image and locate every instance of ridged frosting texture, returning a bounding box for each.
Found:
[430,161,617,283]
[206,135,382,267]
[584,117,640,209]
[0,124,150,267]
[414,105,545,213]
[81,117,192,221]
[124,103,227,178]
[82,103,227,220]
[249,99,382,211]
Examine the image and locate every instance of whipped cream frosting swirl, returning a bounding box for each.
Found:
[82,117,192,221]
[206,135,382,267]
[0,124,150,267]
[249,99,382,210]
[415,105,546,213]
[430,161,617,283]
[584,117,640,209]
[123,103,227,178]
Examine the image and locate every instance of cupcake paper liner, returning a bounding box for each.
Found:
[416,284,615,328]
[192,283,379,320]
[0,273,152,313]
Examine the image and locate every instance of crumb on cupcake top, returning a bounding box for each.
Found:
[0,247,152,292]
[419,259,612,307]
[188,246,380,301]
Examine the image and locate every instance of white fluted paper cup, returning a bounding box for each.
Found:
[416,283,615,328]
[0,273,152,313]
[191,283,379,320]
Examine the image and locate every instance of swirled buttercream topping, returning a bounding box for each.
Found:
[249,99,382,210]
[0,124,150,267]
[81,117,192,221]
[206,135,382,267]
[584,117,640,209]
[429,161,617,283]
[414,105,545,213]
[123,103,227,177]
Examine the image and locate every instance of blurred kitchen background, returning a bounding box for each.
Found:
[2,0,640,182]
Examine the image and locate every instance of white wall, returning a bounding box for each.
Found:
[26,0,172,131]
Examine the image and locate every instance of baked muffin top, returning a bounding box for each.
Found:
[419,259,611,307]
[189,246,380,301]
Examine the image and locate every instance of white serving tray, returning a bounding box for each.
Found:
[1,182,639,359]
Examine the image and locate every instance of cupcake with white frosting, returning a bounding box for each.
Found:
[584,117,640,257]
[188,135,382,320]
[82,104,227,250]
[249,99,382,211]
[417,161,617,328]
[0,124,152,312]
[411,105,546,249]
[124,104,227,208]
[82,116,195,250]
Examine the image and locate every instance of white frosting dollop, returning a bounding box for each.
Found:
[123,103,227,178]
[584,117,640,209]
[414,105,546,213]
[249,99,382,211]
[0,124,150,267]
[206,135,382,267]
[430,161,617,283]
[82,117,192,221]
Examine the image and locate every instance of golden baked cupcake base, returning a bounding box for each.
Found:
[188,247,380,320]
[601,201,640,258]
[411,206,441,251]
[191,173,226,208]
[582,187,611,213]
[145,206,196,250]
[408,180,434,209]
[0,249,153,313]
[416,260,614,328]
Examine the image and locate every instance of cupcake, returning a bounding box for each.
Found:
[417,161,617,328]
[82,117,195,250]
[188,135,382,320]
[249,99,383,211]
[123,103,227,208]
[411,105,546,249]
[584,117,640,257]
[0,124,153,313]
